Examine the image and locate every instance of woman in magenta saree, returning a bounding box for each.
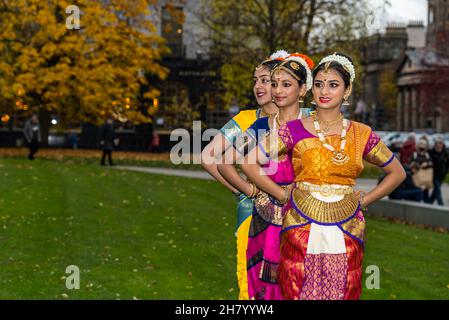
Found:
[242,54,314,300]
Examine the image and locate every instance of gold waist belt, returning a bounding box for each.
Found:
[296,182,354,197]
[292,188,360,224]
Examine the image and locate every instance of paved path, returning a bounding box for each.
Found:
[114,166,214,180]
[114,166,449,206]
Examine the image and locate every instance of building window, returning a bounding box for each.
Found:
[429,7,434,24]
[162,6,184,58]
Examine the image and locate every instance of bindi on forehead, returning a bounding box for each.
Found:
[272,70,292,81]
[274,69,284,77]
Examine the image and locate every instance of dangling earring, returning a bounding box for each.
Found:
[342,88,351,107]
[310,100,317,106]
[271,97,275,103]
[298,96,304,105]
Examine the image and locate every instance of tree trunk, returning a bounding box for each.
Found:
[39,109,51,147]
[268,0,276,53]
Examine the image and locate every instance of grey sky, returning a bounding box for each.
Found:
[369,0,428,25]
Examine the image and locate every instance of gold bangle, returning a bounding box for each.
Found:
[251,183,257,198]
[279,186,291,205]
[248,182,259,198]
[359,191,368,211]
[249,182,255,198]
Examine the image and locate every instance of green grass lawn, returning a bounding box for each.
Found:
[0,157,448,300]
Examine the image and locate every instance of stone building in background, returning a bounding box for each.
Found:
[361,21,426,130]
[396,0,449,133]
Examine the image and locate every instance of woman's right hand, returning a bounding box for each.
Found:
[274,185,289,203]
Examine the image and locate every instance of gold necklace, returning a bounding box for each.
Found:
[318,113,344,133]
[274,110,302,130]
[312,113,350,165]
[319,113,344,125]
[259,108,276,118]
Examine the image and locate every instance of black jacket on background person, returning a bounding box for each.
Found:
[23,118,41,143]
[429,147,449,182]
[23,117,41,160]
[100,123,116,151]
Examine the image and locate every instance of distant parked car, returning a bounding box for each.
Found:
[383,132,405,152]
[374,131,388,139]
[382,132,399,144]
[380,131,447,150]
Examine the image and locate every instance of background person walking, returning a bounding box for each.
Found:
[23,114,41,160]
[100,117,118,166]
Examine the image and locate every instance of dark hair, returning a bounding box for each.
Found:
[261,59,282,71]
[254,58,283,73]
[272,60,307,86]
[312,52,354,88]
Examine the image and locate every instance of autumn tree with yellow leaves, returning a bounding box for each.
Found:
[0,0,174,143]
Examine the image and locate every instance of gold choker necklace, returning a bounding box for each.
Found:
[259,108,277,118]
[274,110,302,130]
[317,113,344,133]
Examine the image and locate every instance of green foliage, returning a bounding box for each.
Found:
[220,61,254,108]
